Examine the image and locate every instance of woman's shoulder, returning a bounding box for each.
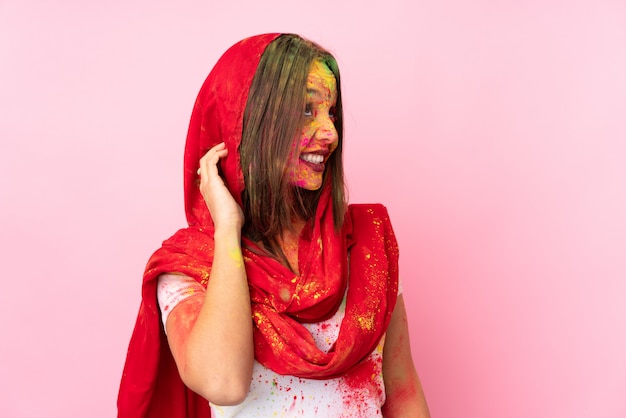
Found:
[347,203,391,221]
[144,226,215,285]
[346,203,398,251]
[145,227,211,259]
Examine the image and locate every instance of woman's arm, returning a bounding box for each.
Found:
[164,143,254,406]
[382,295,430,418]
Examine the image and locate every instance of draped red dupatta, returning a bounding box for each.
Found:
[118,33,399,417]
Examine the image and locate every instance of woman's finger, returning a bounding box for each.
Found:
[197,143,228,180]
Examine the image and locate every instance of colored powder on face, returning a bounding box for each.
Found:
[287,59,338,190]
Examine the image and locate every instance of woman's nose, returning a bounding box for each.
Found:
[315,115,338,144]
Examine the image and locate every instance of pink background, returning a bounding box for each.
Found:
[1,1,625,417]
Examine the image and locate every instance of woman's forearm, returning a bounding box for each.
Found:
[382,296,430,417]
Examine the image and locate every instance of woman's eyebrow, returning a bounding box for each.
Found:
[306,88,335,102]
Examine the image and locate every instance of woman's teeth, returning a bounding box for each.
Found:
[301,153,324,164]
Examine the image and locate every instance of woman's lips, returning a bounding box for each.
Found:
[300,152,326,172]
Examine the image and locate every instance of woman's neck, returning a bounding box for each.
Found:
[277,218,307,275]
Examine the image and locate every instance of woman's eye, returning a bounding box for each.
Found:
[304,104,313,117]
[329,107,337,122]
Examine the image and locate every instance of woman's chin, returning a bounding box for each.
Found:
[295,184,322,191]
[291,177,323,191]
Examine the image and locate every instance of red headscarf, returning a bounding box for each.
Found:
[118,33,399,417]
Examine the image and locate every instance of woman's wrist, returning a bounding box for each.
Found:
[213,224,243,242]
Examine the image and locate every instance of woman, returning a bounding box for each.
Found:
[118,33,429,418]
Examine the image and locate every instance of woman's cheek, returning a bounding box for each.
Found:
[299,132,313,149]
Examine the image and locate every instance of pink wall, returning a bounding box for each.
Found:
[1,1,625,417]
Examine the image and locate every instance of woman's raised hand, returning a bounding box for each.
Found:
[197,142,244,232]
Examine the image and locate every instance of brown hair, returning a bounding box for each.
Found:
[240,34,346,257]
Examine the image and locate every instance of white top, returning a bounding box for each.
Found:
[157,273,401,417]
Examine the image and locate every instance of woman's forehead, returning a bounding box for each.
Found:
[306,60,337,101]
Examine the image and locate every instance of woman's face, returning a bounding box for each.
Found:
[287,60,338,190]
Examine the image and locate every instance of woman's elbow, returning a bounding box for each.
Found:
[180,367,251,406]
[199,380,250,406]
